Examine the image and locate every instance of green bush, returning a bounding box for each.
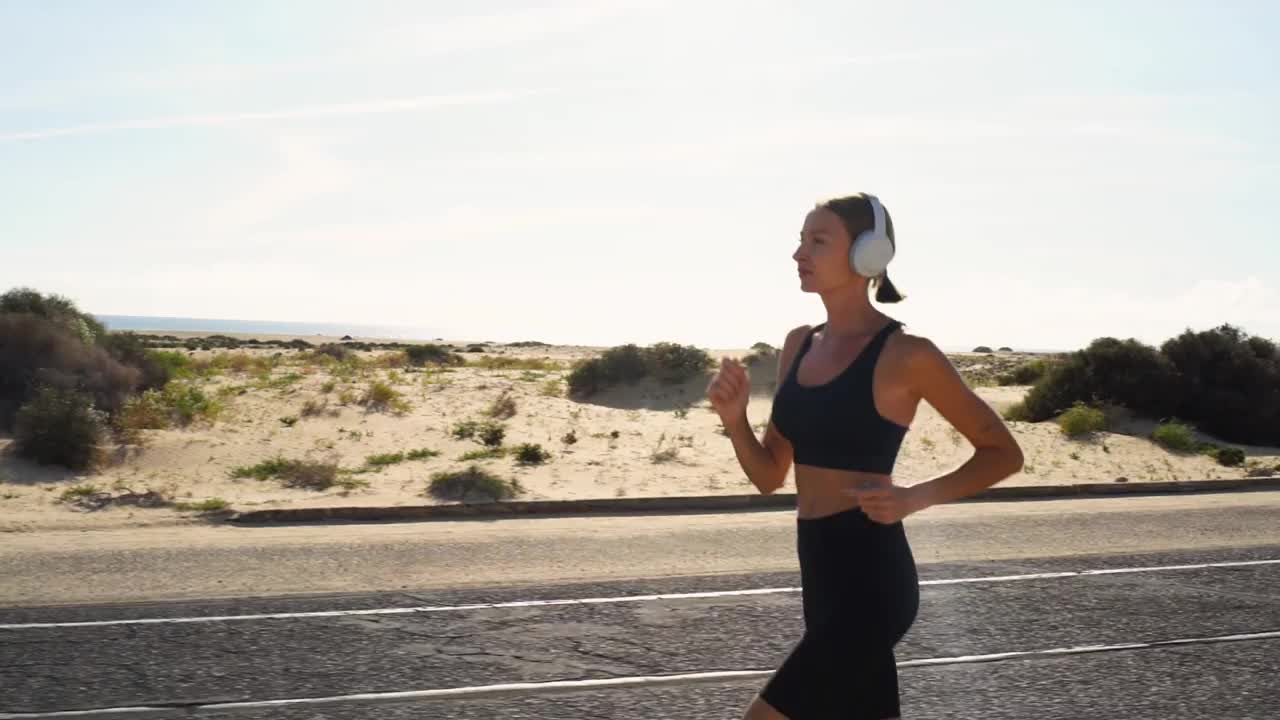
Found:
[13,386,108,470]
[1151,421,1197,452]
[427,465,523,502]
[163,383,221,425]
[1057,402,1107,437]
[567,342,713,397]
[405,344,463,367]
[1015,337,1182,423]
[1212,447,1245,467]
[231,456,347,491]
[361,381,409,413]
[1160,324,1280,446]
[998,359,1049,386]
[480,422,506,447]
[644,342,715,383]
[514,443,551,465]
[451,419,505,445]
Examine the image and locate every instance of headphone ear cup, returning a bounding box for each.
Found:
[849,194,894,277]
[850,230,894,277]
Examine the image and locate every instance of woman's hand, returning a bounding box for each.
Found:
[847,482,927,524]
[707,357,750,425]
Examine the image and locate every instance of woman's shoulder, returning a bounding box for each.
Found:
[884,324,951,371]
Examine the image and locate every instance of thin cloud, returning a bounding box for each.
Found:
[0,89,545,143]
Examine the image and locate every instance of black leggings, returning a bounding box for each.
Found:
[760,507,920,719]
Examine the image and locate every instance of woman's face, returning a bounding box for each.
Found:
[794,207,854,293]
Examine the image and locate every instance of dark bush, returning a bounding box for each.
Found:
[1160,325,1280,446]
[515,443,551,465]
[645,342,715,383]
[13,386,108,470]
[98,332,176,391]
[316,344,353,362]
[567,342,713,397]
[1016,337,1182,423]
[427,465,523,502]
[406,343,463,366]
[973,346,993,353]
[0,287,105,342]
[0,314,141,431]
[1213,447,1245,467]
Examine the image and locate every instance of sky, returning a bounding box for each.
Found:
[1,0,1276,351]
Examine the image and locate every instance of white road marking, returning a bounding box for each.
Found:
[1,558,1275,631]
[1,629,1276,718]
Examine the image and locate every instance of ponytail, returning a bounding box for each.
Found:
[874,271,905,303]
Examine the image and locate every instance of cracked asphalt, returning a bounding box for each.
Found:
[2,493,1279,719]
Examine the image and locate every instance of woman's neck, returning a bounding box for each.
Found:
[819,282,888,337]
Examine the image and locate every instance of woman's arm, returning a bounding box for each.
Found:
[711,326,806,495]
[856,336,1024,522]
[907,337,1025,509]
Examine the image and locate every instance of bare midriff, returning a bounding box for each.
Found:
[793,465,894,519]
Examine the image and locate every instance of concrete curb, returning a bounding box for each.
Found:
[225,476,1280,525]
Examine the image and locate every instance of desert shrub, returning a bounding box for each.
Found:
[1211,446,1245,467]
[1151,421,1198,452]
[0,287,105,342]
[644,342,714,383]
[1016,338,1182,423]
[1160,324,1280,446]
[405,344,463,367]
[451,419,505,446]
[315,344,353,362]
[1057,402,1107,437]
[173,498,230,513]
[487,390,517,419]
[480,422,506,447]
[98,332,177,390]
[998,359,1049,386]
[370,351,409,369]
[207,352,265,374]
[567,342,713,397]
[162,383,221,425]
[0,313,141,431]
[115,389,170,431]
[361,381,410,413]
[470,356,563,371]
[406,448,440,461]
[427,465,523,502]
[148,350,194,382]
[13,386,108,470]
[514,443,551,465]
[365,452,405,467]
[231,456,347,490]
[973,346,993,353]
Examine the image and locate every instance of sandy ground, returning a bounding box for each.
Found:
[1,336,1277,533]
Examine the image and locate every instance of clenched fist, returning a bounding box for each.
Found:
[707,357,750,425]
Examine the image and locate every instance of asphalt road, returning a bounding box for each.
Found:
[2,492,1279,719]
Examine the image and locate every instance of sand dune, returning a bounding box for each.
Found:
[1,338,1276,533]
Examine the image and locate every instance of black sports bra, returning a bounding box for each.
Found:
[769,320,908,475]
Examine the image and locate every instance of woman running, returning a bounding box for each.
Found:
[707,192,1025,719]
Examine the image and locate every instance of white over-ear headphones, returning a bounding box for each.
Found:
[849,194,895,278]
